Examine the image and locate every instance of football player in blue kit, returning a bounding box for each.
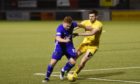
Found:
[42,16,88,83]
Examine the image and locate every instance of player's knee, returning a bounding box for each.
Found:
[76,50,82,59]
[87,52,93,58]
[77,50,81,56]
[50,59,58,67]
[71,60,76,65]
[69,58,76,65]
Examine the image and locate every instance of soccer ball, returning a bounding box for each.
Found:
[67,73,78,82]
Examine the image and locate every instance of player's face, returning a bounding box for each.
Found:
[89,14,97,22]
[63,22,71,30]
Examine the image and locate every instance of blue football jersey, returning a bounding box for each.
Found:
[52,22,78,60]
[55,22,78,47]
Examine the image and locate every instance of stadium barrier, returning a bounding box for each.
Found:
[112,10,140,21]
[6,11,30,20]
[1,9,110,21]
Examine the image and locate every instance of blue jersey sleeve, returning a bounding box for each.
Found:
[56,26,62,36]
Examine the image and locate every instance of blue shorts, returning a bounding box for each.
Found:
[52,47,77,60]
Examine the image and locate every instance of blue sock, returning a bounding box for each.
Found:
[46,64,53,79]
[62,62,75,73]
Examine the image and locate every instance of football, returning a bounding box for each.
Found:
[67,73,78,82]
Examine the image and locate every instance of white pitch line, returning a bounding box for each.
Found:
[81,66,140,72]
[88,78,140,84]
[36,74,140,84]
[34,66,140,76]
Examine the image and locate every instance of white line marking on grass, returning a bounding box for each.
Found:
[51,74,59,77]
[81,66,140,72]
[88,78,140,84]
[35,74,140,84]
[34,66,140,84]
[34,66,140,76]
[34,73,45,76]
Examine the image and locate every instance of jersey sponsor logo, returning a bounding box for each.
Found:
[56,32,61,35]
[72,49,76,53]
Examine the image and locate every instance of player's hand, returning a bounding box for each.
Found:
[65,38,70,43]
[72,33,79,38]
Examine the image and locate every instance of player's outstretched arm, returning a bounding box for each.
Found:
[76,23,93,31]
[73,23,84,31]
[74,28,100,36]
[56,36,70,43]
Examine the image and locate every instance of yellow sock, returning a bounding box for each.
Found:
[74,66,79,74]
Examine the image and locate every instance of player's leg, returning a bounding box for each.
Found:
[76,51,93,74]
[76,49,83,59]
[43,50,63,82]
[60,48,77,80]
[74,44,86,74]
[75,47,97,74]
[42,59,58,83]
[64,49,83,74]
[62,57,76,73]
[44,59,58,80]
[76,44,86,59]
[60,57,76,80]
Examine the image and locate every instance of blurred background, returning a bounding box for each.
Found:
[0,0,140,21]
[0,1,140,84]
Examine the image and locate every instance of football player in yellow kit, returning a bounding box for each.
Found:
[73,10,103,75]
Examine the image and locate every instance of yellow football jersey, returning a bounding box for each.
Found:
[81,20,103,46]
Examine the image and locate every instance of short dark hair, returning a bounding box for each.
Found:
[63,16,73,24]
[89,10,98,16]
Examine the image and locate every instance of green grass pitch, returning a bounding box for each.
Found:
[0,21,140,84]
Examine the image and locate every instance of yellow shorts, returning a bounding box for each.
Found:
[77,43,98,54]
